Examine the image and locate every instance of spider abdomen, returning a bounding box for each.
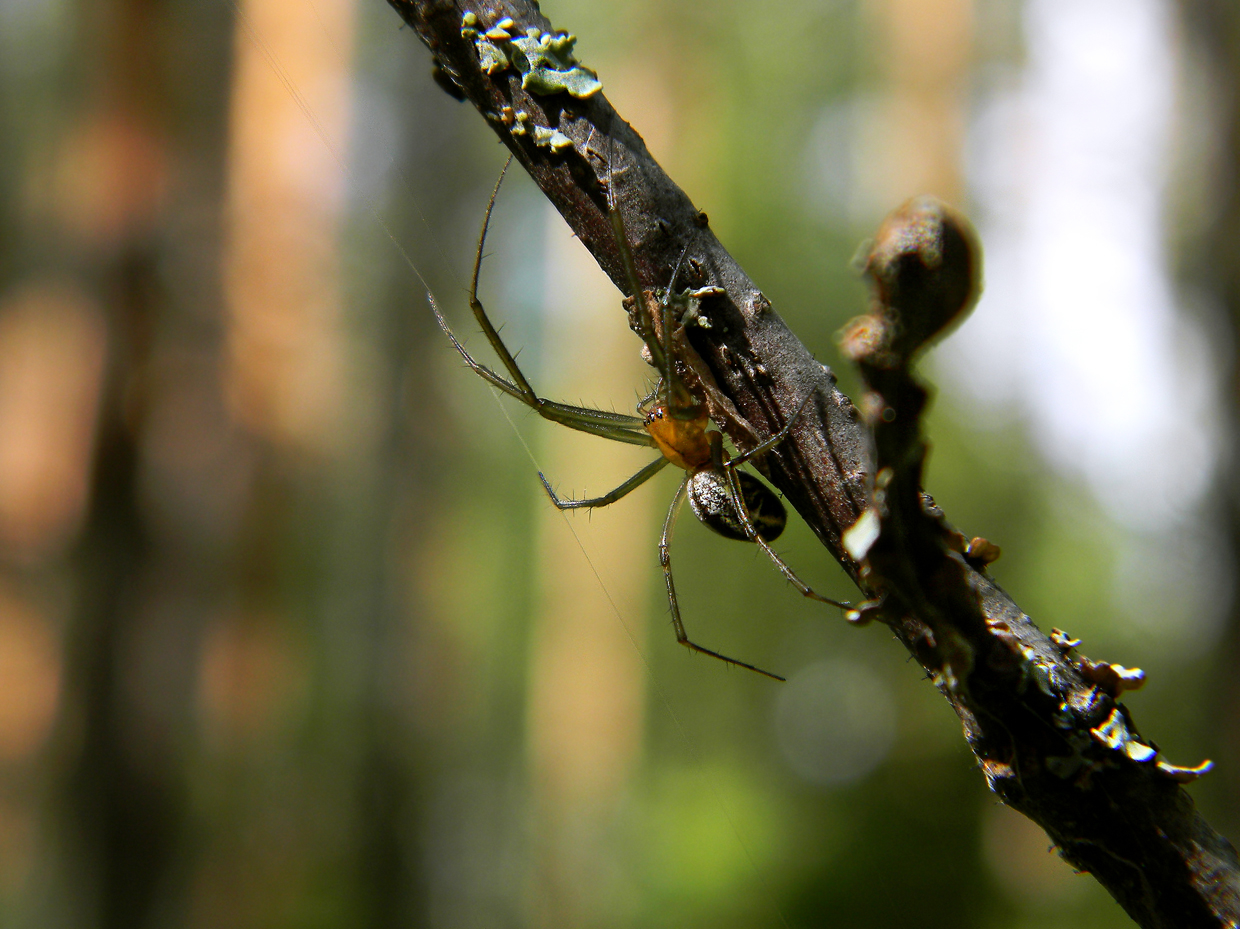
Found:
[687,470,786,543]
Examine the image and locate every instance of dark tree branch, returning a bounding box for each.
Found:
[388,1,1240,924]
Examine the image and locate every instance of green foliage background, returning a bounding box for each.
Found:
[0,0,1231,927]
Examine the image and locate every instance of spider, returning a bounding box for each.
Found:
[430,160,848,680]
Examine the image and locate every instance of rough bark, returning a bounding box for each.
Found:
[387,1,1240,924]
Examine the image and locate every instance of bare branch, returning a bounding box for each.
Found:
[388,1,1240,924]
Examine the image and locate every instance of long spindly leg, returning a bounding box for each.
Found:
[467,157,535,397]
[431,292,650,444]
[429,161,655,449]
[706,413,852,610]
[720,462,851,610]
[471,159,679,425]
[658,245,702,420]
[604,163,697,418]
[607,187,666,380]
[660,474,786,681]
[729,391,817,467]
[540,457,669,510]
[614,228,697,418]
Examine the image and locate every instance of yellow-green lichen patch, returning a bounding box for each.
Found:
[531,124,573,152]
[1089,707,1157,762]
[475,38,507,74]
[494,102,567,150]
[460,10,602,99]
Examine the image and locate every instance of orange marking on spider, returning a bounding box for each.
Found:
[430,156,851,681]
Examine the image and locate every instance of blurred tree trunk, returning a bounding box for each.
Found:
[1178,0,1240,843]
[56,0,235,925]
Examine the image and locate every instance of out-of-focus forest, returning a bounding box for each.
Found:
[0,0,1237,926]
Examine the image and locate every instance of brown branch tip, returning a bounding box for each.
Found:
[389,1,1240,926]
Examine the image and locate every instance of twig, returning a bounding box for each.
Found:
[387,1,1240,924]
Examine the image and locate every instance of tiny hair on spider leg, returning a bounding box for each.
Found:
[430,156,851,680]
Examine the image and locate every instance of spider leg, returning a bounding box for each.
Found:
[729,391,818,467]
[660,474,785,681]
[430,293,651,445]
[706,412,852,610]
[605,163,697,418]
[637,378,662,412]
[430,158,655,448]
[658,244,701,420]
[607,189,666,379]
[468,157,536,397]
[719,462,851,610]
[540,457,669,510]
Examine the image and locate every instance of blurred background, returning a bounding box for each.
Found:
[0,0,1237,926]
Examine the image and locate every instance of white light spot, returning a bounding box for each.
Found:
[774,659,896,787]
[942,0,1219,530]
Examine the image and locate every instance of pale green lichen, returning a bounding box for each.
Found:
[531,125,573,152]
[460,10,602,99]
[1156,758,1214,782]
[511,32,602,97]
[677,285,724,329]
[651,284,723,334]
[475,39,508,74]
[1090,706,1158,763]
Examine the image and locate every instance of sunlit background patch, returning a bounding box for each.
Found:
[0,0,1234,926]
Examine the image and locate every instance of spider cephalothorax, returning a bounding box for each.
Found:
[641,405,711,471]
[430,158,848,680]
[641,404,786,543]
